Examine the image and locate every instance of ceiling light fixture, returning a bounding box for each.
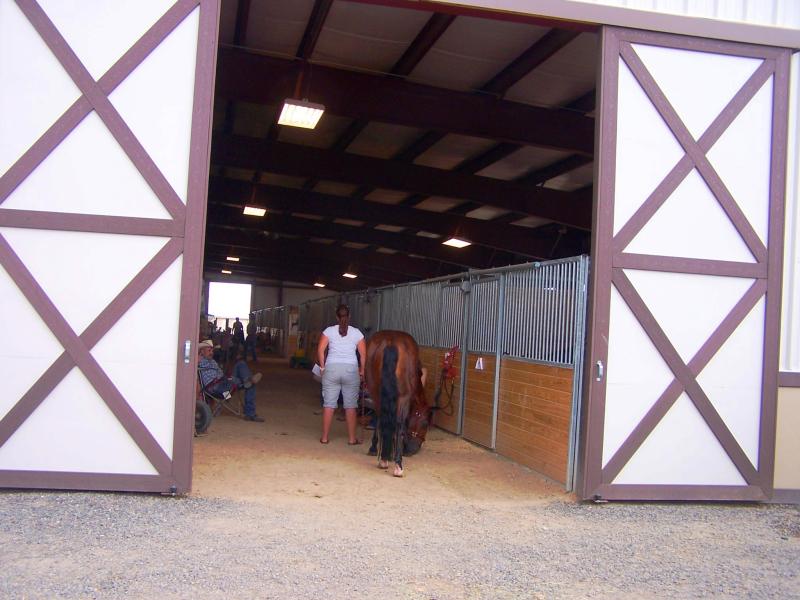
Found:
[342,272,357,279]
[226,256,240,262]
[313,282,326,288]
[443,237,471,248]
[278,98,325,129]
[221,269,232,275]
[243,206,266,217]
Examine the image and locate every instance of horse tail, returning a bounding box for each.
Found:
[380,344,399,437]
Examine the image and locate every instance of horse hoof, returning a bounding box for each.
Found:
[378,460,389,469]
[393,466,404,478]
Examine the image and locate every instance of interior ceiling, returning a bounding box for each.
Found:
[206,0,599,291]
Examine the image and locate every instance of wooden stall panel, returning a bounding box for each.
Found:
[495,359,573,484]
[462,353,496,448]
[419,346,461,434]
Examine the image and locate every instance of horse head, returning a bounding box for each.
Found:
[403,384,432,456]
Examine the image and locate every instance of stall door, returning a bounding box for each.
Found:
[0,0,219,493]
[582,27,790,501]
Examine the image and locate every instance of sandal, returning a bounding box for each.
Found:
[347,439,362,445]
[320,438,329,444]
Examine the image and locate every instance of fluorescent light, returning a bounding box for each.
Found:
[226,256,240,262]
[313,282,326,288]
[221,269,232,275]
[243,206,266,217]
[443,237,471,248]
[278,98,325,129]
[342,272,357,279]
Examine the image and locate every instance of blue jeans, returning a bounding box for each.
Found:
[231,360,258,417]
[245,335,257,361]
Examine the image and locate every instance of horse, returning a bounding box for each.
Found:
[364,330,432,477]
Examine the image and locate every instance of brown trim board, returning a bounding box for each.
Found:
[581,26,789,502]
[0,236,183,476]
[778,372,800,388]
[579,26,620,499]
[611,59,775,255]
[2,0,197,219]
[171,0,221,494]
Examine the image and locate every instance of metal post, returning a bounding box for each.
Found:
[457,278,472,436]
[490,272,506,450]
[566,255,590,492]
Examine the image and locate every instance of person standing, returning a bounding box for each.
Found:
[232,317,245,354]
[245,313,258,361]
[316,304,366,445]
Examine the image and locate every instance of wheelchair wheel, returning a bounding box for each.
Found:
[195,399,212,434]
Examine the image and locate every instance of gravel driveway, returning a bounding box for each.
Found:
[2,359,798,599]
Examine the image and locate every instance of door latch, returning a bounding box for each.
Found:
[595,360,604,382]
[184,340,191,364]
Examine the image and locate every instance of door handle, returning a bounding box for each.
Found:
[184,340,191,364]
[595,360,604,382]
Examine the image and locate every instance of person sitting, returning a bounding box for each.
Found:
[233,349,262,390]
[198,340,264,422]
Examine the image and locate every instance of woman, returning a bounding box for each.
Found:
[317,304,366,445]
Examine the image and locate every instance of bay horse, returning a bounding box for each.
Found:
[364,330,432,477]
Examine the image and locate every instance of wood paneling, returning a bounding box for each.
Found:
[418,348,575,485]
[462,353,496,447]
[496,359,573,484]
[418,346,461,434]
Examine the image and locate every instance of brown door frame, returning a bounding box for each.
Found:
[0,0,219,493]
[579,26,790,502]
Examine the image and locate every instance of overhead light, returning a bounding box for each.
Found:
[226,256,240,262]
[313,282,326,288]
[221,269,232,275]
[243,206,266,217]
[278,98,325,129]
[443,237,471,248]
[342,272,357,279]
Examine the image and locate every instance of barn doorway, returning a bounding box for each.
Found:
[199,0,599,491]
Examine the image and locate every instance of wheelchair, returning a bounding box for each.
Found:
[195,368,244,434]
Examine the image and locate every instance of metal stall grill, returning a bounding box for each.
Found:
[285,256,590,488]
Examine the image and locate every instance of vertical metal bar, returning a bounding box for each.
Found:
[491,273,506,450]
[457,279,472,436]
[566,255,590,492]
[557,262,565,364]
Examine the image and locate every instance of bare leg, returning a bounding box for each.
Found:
[345,408,360,444]
[320,407,334,443]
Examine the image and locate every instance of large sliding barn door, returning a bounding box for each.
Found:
[0,0,218,493]
[582,27,790,501]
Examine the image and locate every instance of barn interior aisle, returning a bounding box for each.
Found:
[191,356,565,506]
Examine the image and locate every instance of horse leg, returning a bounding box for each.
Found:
[393,419,405,477]
[367,426,378,457]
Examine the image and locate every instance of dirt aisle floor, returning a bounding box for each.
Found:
[1,356,798,599]
[192,357,566,506]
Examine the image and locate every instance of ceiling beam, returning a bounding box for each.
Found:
[204,259,367,291]
[296,0,333,59]
[215,48,594,155]
[208,254,396,287]
[211,137,592,229]
[206,210,514,269]
[206,228,448,280]
[481,29,580,96]
[208,177,583,257]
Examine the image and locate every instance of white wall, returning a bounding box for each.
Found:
[573,0,800,29]
[251,282,333,311]
[781,52,800,373]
